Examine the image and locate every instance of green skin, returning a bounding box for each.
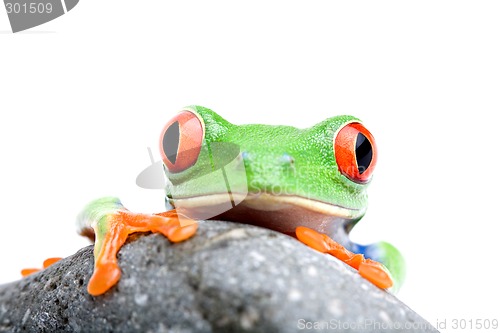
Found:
[80,105,405,293]
[167,107,367,211]
[164,105,405,291]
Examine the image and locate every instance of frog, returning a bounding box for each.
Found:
[22,105,405,296]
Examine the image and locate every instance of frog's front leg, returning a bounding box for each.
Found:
[78,197,197,296]
[295,226,393,290]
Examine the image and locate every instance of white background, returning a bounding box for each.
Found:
[1,1,499,331]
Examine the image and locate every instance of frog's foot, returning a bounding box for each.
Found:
[295,226,393,289]
[79,197,197,296]
[350,241,406,293]
[21,257,63,277]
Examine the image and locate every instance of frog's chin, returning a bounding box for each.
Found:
[169,192,365,238]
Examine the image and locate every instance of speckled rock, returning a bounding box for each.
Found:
[0,221,438,333]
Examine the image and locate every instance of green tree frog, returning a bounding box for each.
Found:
[23,106,405,296]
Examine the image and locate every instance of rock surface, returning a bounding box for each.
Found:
[0,221,438,333]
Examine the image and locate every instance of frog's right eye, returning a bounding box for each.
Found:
[160,110,204,173]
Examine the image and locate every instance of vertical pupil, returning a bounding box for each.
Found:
[355,132,372,175]
[163,121,180,164]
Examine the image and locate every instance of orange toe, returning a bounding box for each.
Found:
[21,268,41,277]
[87,262,122,296]
[43,257,63,268]
[296,226,330,253]
[344,253,364,270]
[168,223,198,243]
[359,259,393,289]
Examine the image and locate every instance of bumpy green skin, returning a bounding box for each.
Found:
[166,105,367,211]
[164,105,406,291]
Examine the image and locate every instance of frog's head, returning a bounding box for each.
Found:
[159,106,377,237]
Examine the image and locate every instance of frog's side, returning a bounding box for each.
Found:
[23,106,405,296]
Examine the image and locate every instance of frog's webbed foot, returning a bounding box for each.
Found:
[350,240,406,293]
[21,257,63,277]
[79,197,197,296]
[295,226,393,290]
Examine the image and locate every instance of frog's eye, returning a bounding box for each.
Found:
[160,110,204,173]
[334,122,377,183]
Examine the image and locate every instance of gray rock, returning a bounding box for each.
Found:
[0,221,438,333]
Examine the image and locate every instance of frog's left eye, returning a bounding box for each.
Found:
[334,122,377,183]
[160,110,204,173]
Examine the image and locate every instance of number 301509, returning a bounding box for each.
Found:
[5,2,53,14]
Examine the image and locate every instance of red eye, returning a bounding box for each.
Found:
[160,110,204,173]
[334,122,377,183]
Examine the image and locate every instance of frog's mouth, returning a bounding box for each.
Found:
[168,192,364,239]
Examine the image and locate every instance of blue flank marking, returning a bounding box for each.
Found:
[349,243,382,262]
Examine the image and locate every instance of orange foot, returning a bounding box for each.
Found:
[21,257,63,277]
[295,226,393,289]
[87,209,198,296]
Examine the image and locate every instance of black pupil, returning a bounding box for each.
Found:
[163,121,180,164]
[355,132,372,175]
